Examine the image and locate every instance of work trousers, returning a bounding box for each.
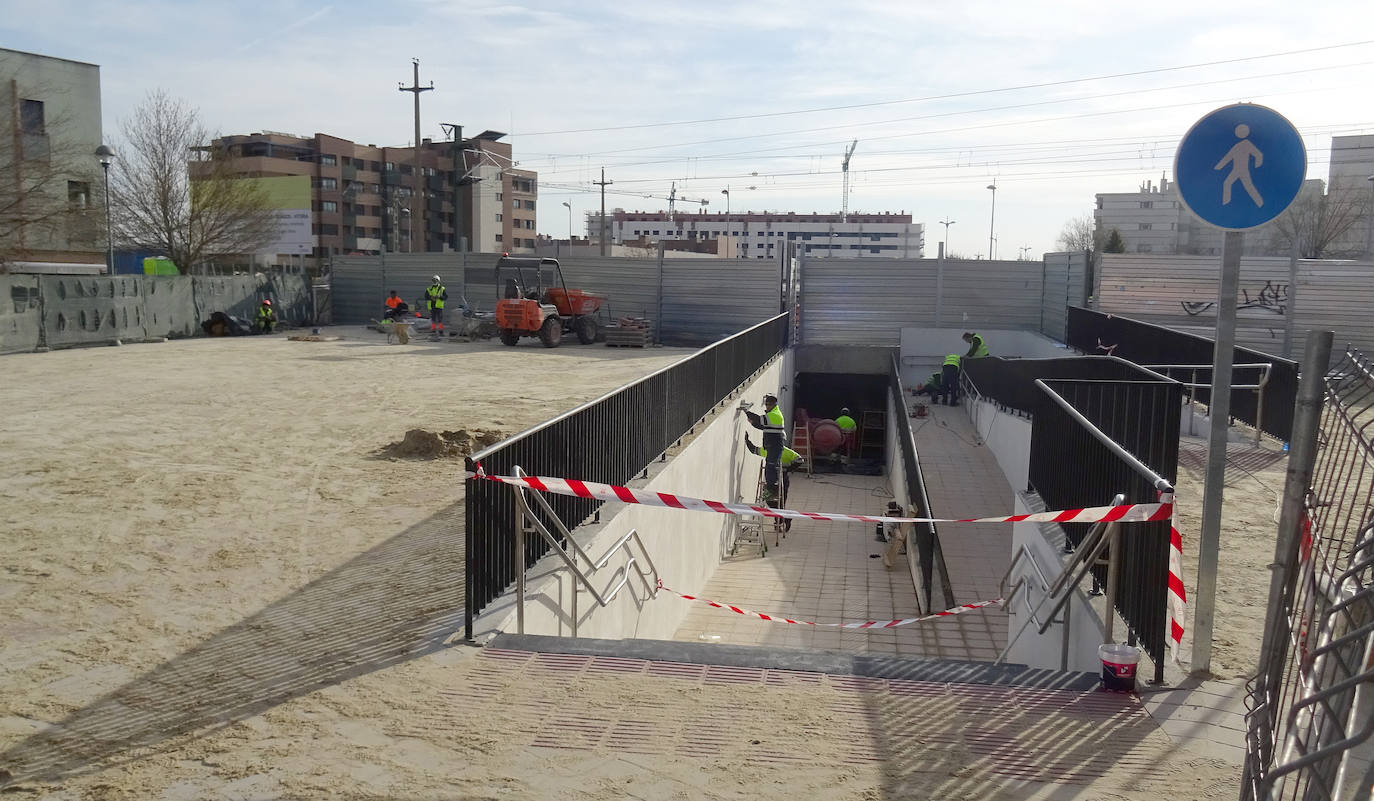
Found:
[762,431,783,504]
[938,364,960,406]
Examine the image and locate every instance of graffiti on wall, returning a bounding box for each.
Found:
[1180,280,1288,317]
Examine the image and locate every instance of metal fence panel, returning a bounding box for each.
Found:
[1095,254,1374,357]
[1028,378,1181,681]
[1066,305,1299,441]
[800,257,1044,345]
[331,253,470,323]
[889,354,955,612]
[661,259,780,346]
[464,313,790,636]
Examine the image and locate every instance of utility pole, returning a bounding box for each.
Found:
[398,59,433,253]
[594,167,612,257]
[987,181,998,262]
[440,123,464,251]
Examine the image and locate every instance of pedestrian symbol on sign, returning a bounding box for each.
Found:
[1215,124,1264,207]
[1175,103,1304,231]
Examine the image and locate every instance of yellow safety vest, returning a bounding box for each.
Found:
[759,446,801,466]
[426,284,446,310]
[967,334,989,358]
[943,354,962,368]
[764,405,784,430]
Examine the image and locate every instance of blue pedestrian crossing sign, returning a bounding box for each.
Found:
[1174,103,1306,231]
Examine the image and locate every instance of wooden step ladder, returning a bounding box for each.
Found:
[859,410,886,459]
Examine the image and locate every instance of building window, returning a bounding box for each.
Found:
[20,99,44,135]
[400,165,413,175]
[871,247,881,254]
[316,177,337,190]
[513,199,521,209]
[525,219,535,230]
[384,162,395,171]
[525,200,535,211]
[1139,223,1152,230]
[496,193,502,201]
[652,230,660,235]
[495,234,503,243]
[320,200,338,212]
[496,213,502,222]
[1140,201,1153,208]
[321,154,337,166]
[67,180,90,209]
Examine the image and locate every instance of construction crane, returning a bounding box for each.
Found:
[841,139,859,223]
[663,182,711,224]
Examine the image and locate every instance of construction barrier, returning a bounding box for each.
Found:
[0,274,42,354]
[39,275,147,349]
[468,467,1175,526]
[660,580,1004,629]
[0,273,313,353]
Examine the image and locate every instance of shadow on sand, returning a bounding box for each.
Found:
[0,500,466,785]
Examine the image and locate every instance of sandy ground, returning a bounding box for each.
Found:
[0,327,691,797]
[1170,433,1290,680]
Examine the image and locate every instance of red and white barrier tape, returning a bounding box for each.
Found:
[467,466,1174,526]
[658,579,1004,629]
[1168,526,1187,662]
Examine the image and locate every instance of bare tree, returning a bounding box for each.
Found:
[1056,214,1100,261]
[0,62,104,266]
[1266,186,1370,259]
[111,90,275,270]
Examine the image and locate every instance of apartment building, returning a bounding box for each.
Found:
[1094,174,1321,257]
[603,209,924,259]
[1327,135,1374,258]
[0,48,106,267]
[212,129,537,259]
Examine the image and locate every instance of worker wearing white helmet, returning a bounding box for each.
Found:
[425,275,448,337]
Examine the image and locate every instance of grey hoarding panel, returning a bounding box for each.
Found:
[938,259,1044,332]
[40,276,147,348]
[269,274,313,325]
[1040,252,1089,342]
[1096,254,1374,357]
[142,277,197,339]
[1,275,42,353]
[332,253,469,322]
[193,276,267,324]
[661,259,779,345]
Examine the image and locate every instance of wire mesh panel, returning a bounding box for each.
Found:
[1245,346,1374,801]
[464,313,789,637]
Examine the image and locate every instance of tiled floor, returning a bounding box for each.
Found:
[672,446,1010,659]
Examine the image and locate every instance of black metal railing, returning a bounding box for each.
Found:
[464,312,790,638]
[889,355,956,613]
[1066,305,1298,441]
[960,356,1157,421]
[1028,378,1181,682]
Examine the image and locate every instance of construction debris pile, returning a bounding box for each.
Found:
[378,428,506,460]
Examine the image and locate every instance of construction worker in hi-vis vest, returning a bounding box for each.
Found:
[745,392,786,505]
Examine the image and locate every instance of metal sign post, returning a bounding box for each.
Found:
[1175,103,1306,674]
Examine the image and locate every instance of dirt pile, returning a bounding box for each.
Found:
[379,428,506,460]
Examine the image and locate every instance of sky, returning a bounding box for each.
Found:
[4,0,1374,258]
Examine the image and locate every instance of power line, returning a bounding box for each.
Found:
[511,39,1374,137]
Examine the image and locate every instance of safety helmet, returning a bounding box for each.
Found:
[432,274,441,283]
[840,407,850,415]
[763,393,777,404]
[262,299,272,306]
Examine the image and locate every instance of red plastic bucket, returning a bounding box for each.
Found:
[1099,644,1140,692]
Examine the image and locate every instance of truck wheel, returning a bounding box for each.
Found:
[538,317,562,348]
[499,329,520,346]
[575,316,597,345]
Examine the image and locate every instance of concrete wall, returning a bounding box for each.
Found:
[0,273,312,353]
[971,398,1104,673]
[475,357,785,641]
[1,274,42,354]
[794,344,896,376]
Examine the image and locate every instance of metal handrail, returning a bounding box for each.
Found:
[1000,545,1059,629]
[511,466,660,637]
[996,493,1127,666]
[1035,380,1174,494]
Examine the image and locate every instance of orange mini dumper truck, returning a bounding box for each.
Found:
[494,256,606,348]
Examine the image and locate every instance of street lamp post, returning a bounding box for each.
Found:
[986,181,997,261]
[95,145,115,275]
[562,200,572,243]
[938,217,955,256]
[721,187,731,257]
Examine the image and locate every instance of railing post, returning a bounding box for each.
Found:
[1102,521,1122,644]
[514,467,527,636]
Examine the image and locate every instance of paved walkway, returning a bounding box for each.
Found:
[672,446,1011,660]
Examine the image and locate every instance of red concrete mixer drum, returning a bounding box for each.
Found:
[811,420,844,456]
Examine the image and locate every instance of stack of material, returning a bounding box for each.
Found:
[605,317,654,348]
